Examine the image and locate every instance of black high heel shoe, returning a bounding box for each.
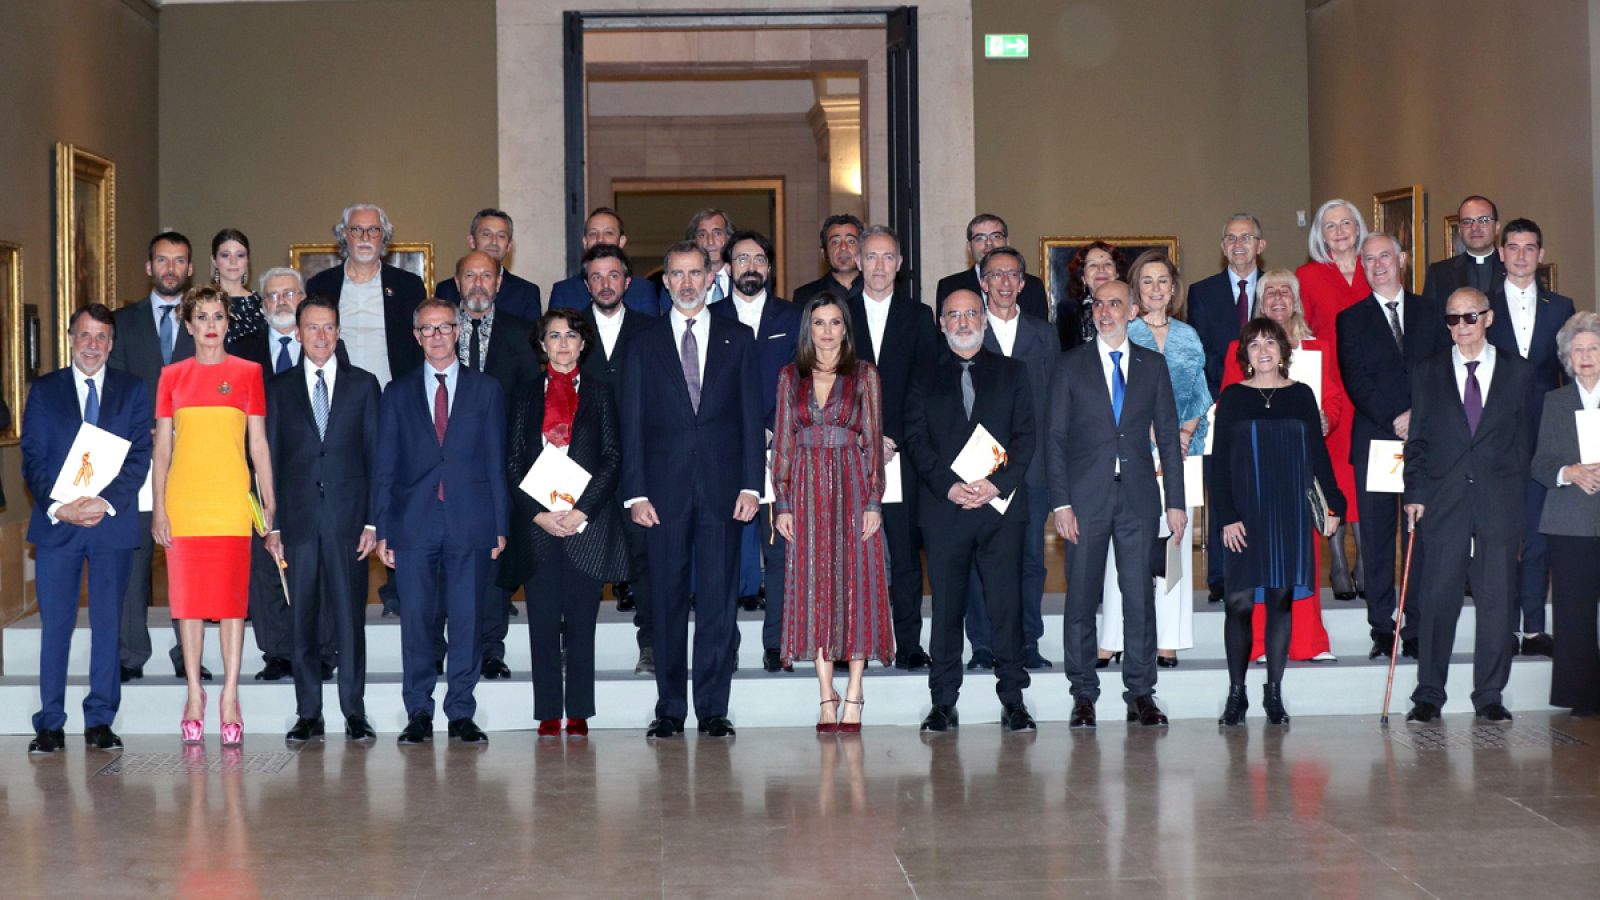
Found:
[1094,651,1122,670]
[1219,685,1248,726]
[1157,654,1179,668]
[1262,683,1289,725]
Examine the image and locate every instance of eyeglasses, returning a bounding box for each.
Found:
[415,323,458,337]
[1445,310,1490,327]
[969,231,1007,244]
[731,254,769,267]
[944,309,982,321]
[983,268,1023,281]
[1460,215,1496,227]
[1222,234,1260,245]
[265,289,302,302]
[346,225,384,239]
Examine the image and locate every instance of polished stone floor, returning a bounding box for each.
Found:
[6,712,1600,898]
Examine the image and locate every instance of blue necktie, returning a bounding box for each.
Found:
[276,336,293,374]
[84,379,100,426]
[1110,350,1125,424]
[158,304,176,365]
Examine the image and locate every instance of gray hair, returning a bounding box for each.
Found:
[257,266,304,296]
[1360,231,1404,260]
[685,208,733,240]
[1224,213,1263,240]
[1557,310,1600,379]
[1307,198,1370,264]
[859,224,900,254]
[335,203,394,258]
[1253,268,1313,343]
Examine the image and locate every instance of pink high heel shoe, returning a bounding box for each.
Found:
[181,689,206,744]
[221,698,244,747]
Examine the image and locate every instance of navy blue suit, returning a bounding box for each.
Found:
[436,269,542,324]
[621,311,763,722]
[372,364,508,722]
[549,273,665,317]
[21,366,153,732]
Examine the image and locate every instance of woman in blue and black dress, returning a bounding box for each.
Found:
[1211,317,1345,726]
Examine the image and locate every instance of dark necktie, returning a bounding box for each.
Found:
[1464,360,1483,435]
[434,373,448,499]
[1236,278,1250,326]
[470,324,482,371]
[1109,350,1125,424]
[681,318,701,412]
[959,359,975,420]
[84,378,100,426]
[158,304,176,365]
[276,336,293,374]
[1384,301,1404,351]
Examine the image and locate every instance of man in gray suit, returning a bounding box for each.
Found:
[1047,279,1186,729]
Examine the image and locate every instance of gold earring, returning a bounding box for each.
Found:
[1245,363,1255,377]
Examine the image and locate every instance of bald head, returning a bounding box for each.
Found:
[455,250,501,318]
[940,289,985,357]
[1091,279,1135,344]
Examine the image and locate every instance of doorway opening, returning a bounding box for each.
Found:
[613,177,785,288]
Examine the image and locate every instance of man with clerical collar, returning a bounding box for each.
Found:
[1423,195,1505,305]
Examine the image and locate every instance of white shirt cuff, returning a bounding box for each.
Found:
[623,497,647,508]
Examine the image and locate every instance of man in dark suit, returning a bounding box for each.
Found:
[793,214,864,306]
[549,207,664,316]
[21,304,152,753]
[1336,233,1449,660]
[106,231,201,682]
[434,208,541,322]
[1187,214,1266,603]
[1402,287,1535,723]
[848,225,940,670]
[710,230,801,668]
[1048,279,1186,729]
[373,299,509,745]
[1422,196,1505,307]
[904,289,1037,732]
[264,295,382,742]
[576,244,657,674]
[451,250,539,680]
[622,241,764,739]
[934,214,1050,321]
[304,203,427,390]
[1486,218,1574,657]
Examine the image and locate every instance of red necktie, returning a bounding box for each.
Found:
[434,373,448,499]
[1236,278,1250,326]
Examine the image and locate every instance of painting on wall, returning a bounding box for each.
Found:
[1,241,22,446]
[1372,185,1425,293]
[289,242,435,293]
[54,142,117,369]
[1442,213,1460,258]
[1039,235,1181,315]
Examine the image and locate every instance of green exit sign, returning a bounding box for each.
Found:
[984,33,1029,59]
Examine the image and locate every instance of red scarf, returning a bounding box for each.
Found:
[542,368,579,447]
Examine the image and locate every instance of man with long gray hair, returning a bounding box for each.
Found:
[305,203,426,389]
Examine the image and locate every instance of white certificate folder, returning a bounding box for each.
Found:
[49,423,133,504]
[1365,440,1405,493]
[519,445,592,514]
[951,424,1015,514]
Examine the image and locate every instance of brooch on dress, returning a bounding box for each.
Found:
[218,380,232,395]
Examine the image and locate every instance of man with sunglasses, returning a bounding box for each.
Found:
[1422,196,1505,307]
[1402,288,1535,723]
[935,214,1050,321]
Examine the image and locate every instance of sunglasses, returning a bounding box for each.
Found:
[1445,310,1490,327]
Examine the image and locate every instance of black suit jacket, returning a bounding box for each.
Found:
[265,358,381,546]
[1188,268,1259,398]
[846,292,939,443]
[934,267,1050,322]
[982,312,1059,487]
[578,307,653,394]
[436,270,542,323]
[1046,340,1184,520]
[1486,284,1575,404]
[109,298,192,410]
[304,263,426,381]
[1403,349,1534,541]
[473,312,539,400]
[904,348,1035,529]
[792,271,863,307]
[499,372,631,587]
[1422,253,1505,309]
[1335,292,1449,473]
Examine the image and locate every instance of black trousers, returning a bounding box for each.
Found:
[118,511,184,670]
[881,491,926,658]
[1548,534,1600,711]
[1410,523,1518,709]
[624,516,654,650]
[1515,479,1550,633]
[524,549,602,721]
[1354,487,1422,643]
[758,504,788,651]
[645,496,742,721]
[1063,489,1159,704]
[479,570,513,662]
[284,521,370,720]
[925,513,1029,708]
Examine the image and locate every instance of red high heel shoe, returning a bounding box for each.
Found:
[537,719,562,737]
[838,697,865,734]
[817,693,841,734]
[564,718,588,737]
[181,689,206,744]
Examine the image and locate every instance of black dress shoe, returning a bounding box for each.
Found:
[1368,639,1394,660]
[1127,695,1168,727]
[1333,589,1358,601]
[698,715,737,738]
[967,648,995,670]
[1218,685,1248,727]
[920,705,958,732]
[1207,584,1225,603]
[761,649,793,673]
[1157,654,1179,668]
[481,657,512,679]
[397,714,433,744]
[447,718,488,743]
[83,725,123,751]
[1022,649,1053,669]
[1521,633,1554,657]
[1405,702,1441,724]
[1401,639,1418,659]
[895,648,932,671]
[1475,703,1513,722]
[737,594,765,612]
[345,715,377,741]
[613,580,636,611]
[321,661,336,681]
[285,717,325,742]
[1069,699,1096,729]
[28,729,65,754]
[645,716,684,739]
[174,662,214,681]
[254,657,293,681]
[434,660,445,676]
[1000,704,1036,731]
[120,666,143,684]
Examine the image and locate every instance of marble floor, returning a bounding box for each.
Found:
[6,711,1600,898]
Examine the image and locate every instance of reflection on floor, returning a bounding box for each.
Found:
[8,712,1600,898]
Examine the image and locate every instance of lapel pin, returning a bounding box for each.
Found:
[218,380,232,395]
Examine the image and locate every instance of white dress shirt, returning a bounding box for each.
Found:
[987,309,1020,356]
[148,291,181,357]
[1451,343,1497,403]
[862,289,893,361]
[708,267,730,304]
[49,364,116,523]
[592,306,625,360]
[423,359,460,424]
[1502,277,1538,358]
[1374,289,1406,334]
[731,289,767,334]
[339,269,391,388]
[669,306,710,376]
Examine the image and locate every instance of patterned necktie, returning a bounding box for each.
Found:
[681,318,701,412]
[313,369,329,440]
[1236,278,1250,327]
[959,359,975,419]
[1464,360,1483,435]
[276,336,293,374]
[158,304,176,365]
[84,378,100,426]
[1109,350,1125,424]
[434,373,449,499]
[1384,301,1404,351]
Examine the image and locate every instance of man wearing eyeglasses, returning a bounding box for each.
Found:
[435,209,541,323]
[935,214,1050,321]
[1422,196,1505,307]
[305,203,427,390]
[1402,287,1535,723]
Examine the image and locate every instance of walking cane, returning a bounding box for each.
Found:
[1379,523,1419,725]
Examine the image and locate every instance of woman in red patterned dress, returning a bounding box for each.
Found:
[773,293,892,734]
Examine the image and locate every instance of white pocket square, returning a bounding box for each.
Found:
[767,332,788,340]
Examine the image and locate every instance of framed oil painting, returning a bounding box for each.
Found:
[1442,213,1460,258]
[1,241,22,446]
[54,142,116,368]
[1039,235,1180,314]
[289,242,435,293]
[1372,185,1425,293]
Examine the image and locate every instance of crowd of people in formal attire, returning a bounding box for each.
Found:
[13,192,1600,754]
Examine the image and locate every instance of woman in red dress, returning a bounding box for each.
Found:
[1221,270,1348,661]
[773,293,893,734]
[151,286,274,746]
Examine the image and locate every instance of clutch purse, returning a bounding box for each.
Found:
[249,491,268,537]
[1306,478,1329,535]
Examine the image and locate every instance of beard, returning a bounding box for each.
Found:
[593,288,621,311]
[946,329,982,354]
[671,286,705,310]
[463,289,494,315]
[267,310,297,332]
[735,273,766,297]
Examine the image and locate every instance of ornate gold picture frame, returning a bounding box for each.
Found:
[1039,235,1181,314]
[288,242,435,293]
[1372,185,1425,293]
[1,241,22,446]
[54,142,116,368]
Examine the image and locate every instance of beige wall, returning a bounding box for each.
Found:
[971,0,1312,301]
[0,0,160,626]
[1308,0,1596,307]
[158,0,499,289]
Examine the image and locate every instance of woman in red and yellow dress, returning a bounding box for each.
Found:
[152,285,274,746]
